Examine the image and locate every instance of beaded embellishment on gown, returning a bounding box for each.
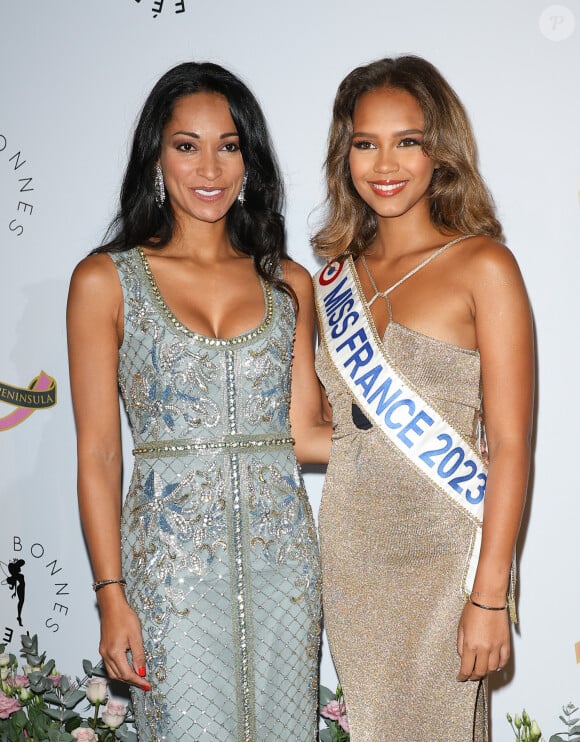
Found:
[110,248,321,742]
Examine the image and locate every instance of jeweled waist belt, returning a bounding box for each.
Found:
[132,433,294,457]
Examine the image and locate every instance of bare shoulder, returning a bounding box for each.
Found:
[281,258,315,298]
[69,252,121,298]
[68,252,123,322]
[462,235,524,284]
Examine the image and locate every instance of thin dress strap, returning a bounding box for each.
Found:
[361,235,475,311]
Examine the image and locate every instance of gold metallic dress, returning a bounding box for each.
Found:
[316,248,487,742]
[111,248,321,742]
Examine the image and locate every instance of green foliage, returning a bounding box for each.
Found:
[507,709,545,741]
[0,634,136,742]
[507,702,580,742]
[549,703,580,742]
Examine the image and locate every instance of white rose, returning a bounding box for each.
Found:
[71,728,99,742]
[0,653,10,668]
[85,677,108,704]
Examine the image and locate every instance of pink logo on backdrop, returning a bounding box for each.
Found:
[0,371,57,431]
[133,0,186,17]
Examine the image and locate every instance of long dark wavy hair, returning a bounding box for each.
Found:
[313,55,504,260]
[94,62,289,288]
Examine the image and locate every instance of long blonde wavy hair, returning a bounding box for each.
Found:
[312,55,504,260]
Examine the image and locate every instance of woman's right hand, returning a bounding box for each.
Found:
[68,257,150,691]
[98,589,151,690]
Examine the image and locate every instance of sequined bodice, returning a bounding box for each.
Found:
[113,248,295,447]
[110,248,321,742]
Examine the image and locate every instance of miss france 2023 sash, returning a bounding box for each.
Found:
[314,256,486,598]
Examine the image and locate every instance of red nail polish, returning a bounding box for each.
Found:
[141,683,151,691]
[137,666,147,677]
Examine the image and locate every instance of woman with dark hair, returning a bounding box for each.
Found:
[68,61,330,742]
[312,55,533,741]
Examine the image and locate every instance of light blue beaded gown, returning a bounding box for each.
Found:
[110,248,321,742]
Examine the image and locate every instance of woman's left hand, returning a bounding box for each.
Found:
[456,601,510,681]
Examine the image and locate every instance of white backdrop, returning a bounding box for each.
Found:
[1,1,579,738]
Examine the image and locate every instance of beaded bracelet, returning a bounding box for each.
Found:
[469,596,507,611]
[92,578,127,593]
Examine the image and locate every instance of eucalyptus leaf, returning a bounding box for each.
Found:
[9,708,28,729]
[62,689,85,709]
[90,660,108,678]
[43,690,65,705]
[319,685,336,707]
[61,709,83,722]
[116,729,139,742]
[46,729,75,742]
[41,706,69,721]
[319,729,332,742]
[21,633,36,650]
[549,736,567,741]
[42,659,56,676]
[29,675,54,693]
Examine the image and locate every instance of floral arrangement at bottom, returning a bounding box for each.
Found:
[0,634,136,742]
[507,702,580,742]
[319,684,350,742]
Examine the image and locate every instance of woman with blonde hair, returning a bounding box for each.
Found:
[313,55,533,741]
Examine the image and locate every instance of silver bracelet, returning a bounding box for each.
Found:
[92,578,127,593]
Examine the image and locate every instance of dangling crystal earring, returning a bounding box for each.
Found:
[154,163,165,207]
[237,173,248,206]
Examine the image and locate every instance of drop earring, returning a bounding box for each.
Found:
[237,173,248,206]
[154,163,165,207]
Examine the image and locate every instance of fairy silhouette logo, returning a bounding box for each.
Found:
[0,132,35,238]
[133,0,186,18]
[1,538,72,649]
[1,559,26,627]
[0,371,57,431]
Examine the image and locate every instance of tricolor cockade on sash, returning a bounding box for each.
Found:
[314,256,488,598]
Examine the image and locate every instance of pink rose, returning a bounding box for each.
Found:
[85,677,108,704]
[338,713,350,733]
[321,699,350,733]
[71,728,99,741]
[0,690,21,719]
[320,699,345,721]
[7,674,29,688]
[101,699,127,729]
